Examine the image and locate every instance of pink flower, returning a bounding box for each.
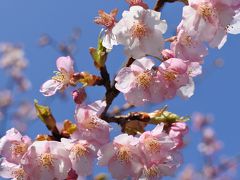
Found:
[139,124,175,163]
[112,6,167,59]
[0,128,31,164]
[0,90,12,108]
[40,56,74,96]
[171,28,208,63]
[115,57,165,106]
[61,138,96,176]
[192,112,213,130]
[158,58,191,99]
[198,128,223,156]
[137,154,182,180]
[181,0,240,49]
[0,159,28,180]
[21,141,72,180]
[169,122,188,149]
[95,9,118,50]
[98,134,142,179]
[74,100,111,147]
[136,125,182,179]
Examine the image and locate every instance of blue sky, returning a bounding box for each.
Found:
[0,0,240,179]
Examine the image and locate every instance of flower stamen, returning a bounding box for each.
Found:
[39,153,54,169]
[131,22,149,39]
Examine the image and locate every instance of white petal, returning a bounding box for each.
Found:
[177,78,195,99]
[40,79,63,96]
[228,10,240,34]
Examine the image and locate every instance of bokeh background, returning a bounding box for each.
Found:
[0,0,240,179]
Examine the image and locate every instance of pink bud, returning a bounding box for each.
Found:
[72,88,87,104]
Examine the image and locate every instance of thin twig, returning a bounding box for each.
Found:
[100,57,135,118]
[153,0,188,11]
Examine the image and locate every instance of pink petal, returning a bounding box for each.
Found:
[115,67,136,93]
[130,57,155,72]
[56,56,74,74]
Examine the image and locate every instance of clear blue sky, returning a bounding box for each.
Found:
[0,0,240,179]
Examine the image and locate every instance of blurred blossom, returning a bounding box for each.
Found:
[203,165,217,178]
[198,128,223,156]
[12,102,36,132]
[192,112,214,130]
[38,34,50,46]
[0,43,31,92]
[214,58,225,68]
[13,101,36,121]
[178,165,203,180]
[0,111,3,121]
[10,69,32,91]
[0,90,12,108]
[0,43,28,70]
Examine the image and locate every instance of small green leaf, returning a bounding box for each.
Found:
[89,32,108,69]
[34,99,58,133]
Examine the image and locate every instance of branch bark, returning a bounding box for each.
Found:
[100,57,135,118]
[154,0,188,11]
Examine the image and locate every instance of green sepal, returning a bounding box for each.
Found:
[89,32,108,69]
[34,99,58,132]
[150,110,189,124]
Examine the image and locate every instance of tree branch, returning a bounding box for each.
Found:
[153,0,188,11]
[100,57,135,118]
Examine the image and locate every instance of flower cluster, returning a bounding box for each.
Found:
[0,43,36,131]
[98,123,187,179]
[0,100,111,179]
[0,121,187,179]
[0,43,31,91]
[178,113,238,180]
[94,0,240,106]
[1,0,239,179]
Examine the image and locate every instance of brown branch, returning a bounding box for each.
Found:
[103,112,151,126]
[110,103,135,116]
[153,0,188,11]
[100,57,135,118]
[99,66,111,90]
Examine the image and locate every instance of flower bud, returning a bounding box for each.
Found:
[72,88,86,104]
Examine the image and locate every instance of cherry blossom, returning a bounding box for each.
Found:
[139,124,175,163]
[21,141,72,180]
[95,9,118,50]
[181,0,240,49]
[112,6,167,59]
[137,124,183,180]
[115,57,165,106]
[61,138,97,176]
[0,128,31,164]
[169,122,188,149]
[0,159,28,180]
[40,56,75,96]
[158,58,191,99]
[74,100,111,147]
[171,27,208,63]
[98,134,142,179]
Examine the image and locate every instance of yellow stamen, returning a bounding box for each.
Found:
[39,153,54,169]
[131,22,149,39]
[136,71,152,88]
